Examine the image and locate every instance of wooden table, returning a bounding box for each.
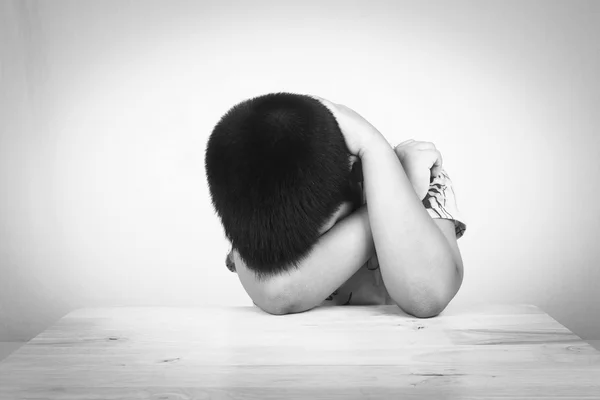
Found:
[1,304,599,399]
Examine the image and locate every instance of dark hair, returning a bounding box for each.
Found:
[205,92,357,280]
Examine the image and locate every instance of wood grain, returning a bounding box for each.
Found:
[0,304,598,399]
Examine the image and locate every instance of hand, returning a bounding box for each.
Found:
[312,96,383,157]
[394,140,443,201]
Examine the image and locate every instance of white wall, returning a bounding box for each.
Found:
[1,0,599,342]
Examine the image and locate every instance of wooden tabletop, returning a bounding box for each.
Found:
[1,304,599,399]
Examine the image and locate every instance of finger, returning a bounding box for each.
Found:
[430,149,443,178]
[396,139,415,147]
[393,144,405,157]
[394,140,414,154]
[311,95,326,105]
[311,95,337,111]
[414,141,436,150]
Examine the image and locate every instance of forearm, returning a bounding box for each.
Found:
[237,206,375,314]
[361,138,459,316]
[283,206,374,313]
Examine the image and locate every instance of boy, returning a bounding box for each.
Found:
[205,93,466,317]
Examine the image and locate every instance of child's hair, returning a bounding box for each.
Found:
[205,92,356,280]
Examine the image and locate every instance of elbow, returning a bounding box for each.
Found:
[255,293,316,316]
[250,275,317,316]
[254,291,295,316]
[405,301,445,319]
[392,264,461,319]
[392,290,450,319]
[259,302,293,316]
[253,280,304,315]
[259,296,316,315]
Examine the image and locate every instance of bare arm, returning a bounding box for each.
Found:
[234,205,375,315]
[313,97,463,318]
[236,170,463,317]
[361,138,462,317]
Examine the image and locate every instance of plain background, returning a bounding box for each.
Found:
[1,0,599,353]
